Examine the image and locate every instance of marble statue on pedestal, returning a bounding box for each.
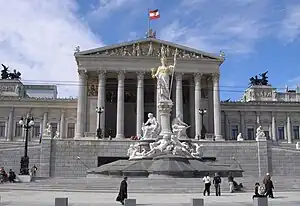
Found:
[237,133,244,141]
[53,131,60,139]
[172,116,190,139]
[256,126,266,141]
[141,113,161,140]
[43,123,52,136]
[151,45,177,101]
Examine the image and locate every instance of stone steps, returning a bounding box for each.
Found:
[1,176,300,193]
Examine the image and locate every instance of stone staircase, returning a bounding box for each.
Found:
[0,141,40,149]
[1,176,300,193]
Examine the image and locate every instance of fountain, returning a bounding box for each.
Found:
[87,45,243,178]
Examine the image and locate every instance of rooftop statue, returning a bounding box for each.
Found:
[249,71,269,86]
[1,64,22,80]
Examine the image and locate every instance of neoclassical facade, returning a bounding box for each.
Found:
[0,38,300,143]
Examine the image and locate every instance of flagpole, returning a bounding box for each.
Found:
[147,8,150,36]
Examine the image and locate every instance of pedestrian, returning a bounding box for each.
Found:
[213,172,222,196]
[116,176,128,205]
[202,173,211,196]
[228,172,234,193]
[263,173,274,198]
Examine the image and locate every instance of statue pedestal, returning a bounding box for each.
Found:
[158,100,173,136]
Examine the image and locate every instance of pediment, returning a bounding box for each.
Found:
[75,38,224,61]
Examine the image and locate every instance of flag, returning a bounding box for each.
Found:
[149,9,160,20]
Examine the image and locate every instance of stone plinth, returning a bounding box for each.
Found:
[55,197,68,206]
[158,100,173,136]
[18,175,32,183]
[192,198,204,206]
[253,197,268,206]
[125,199,136,206]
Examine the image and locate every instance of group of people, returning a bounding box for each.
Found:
[0,167,16,183]
[252,173,275,199]
[202,172,243,196]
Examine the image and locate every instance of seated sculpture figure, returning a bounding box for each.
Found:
[141,113,160,140]
[256,126,266,141]
[170,135,192,156]
[127,143,147,160]
[147,134,171,156]
[191,143,203,158]
[172,115,190,139]
[236,133,244,141]
[43,123,52,136]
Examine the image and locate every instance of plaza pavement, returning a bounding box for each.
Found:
[0,190,300,206]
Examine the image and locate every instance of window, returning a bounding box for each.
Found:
[67,123,75,138]
[50,123,58,137]
[32,123,40,138]
[293,126,299,140]
[0,121,5,137]
[247,128,255,140]
[231,125,239,140]
[278,127,285,140]
[15,122,22,137]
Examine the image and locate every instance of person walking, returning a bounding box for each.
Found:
[116,176,128,205]
[202,173,211,196]
[213,173,222,196]
[228,172,234,193]
[263,173,274,198]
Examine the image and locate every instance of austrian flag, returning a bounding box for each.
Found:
[149,9,160,20]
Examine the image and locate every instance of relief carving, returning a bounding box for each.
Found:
[87,79,98,96]
[88,41,210,60]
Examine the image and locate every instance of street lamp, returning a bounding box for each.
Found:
[199,108,207,139]
[96,106,104,139]
[19,116,34,175]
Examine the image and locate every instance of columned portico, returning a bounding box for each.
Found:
[97,70,106,136]
[212,73,223,140]
[194,73,202,138]
[136,72,144,137]
[116,71,125,139]
[75,70,88,138]
[175,72,183,118]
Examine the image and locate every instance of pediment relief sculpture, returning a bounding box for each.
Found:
[77,40,220,60]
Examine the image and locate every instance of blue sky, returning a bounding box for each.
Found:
[0,0,300,100]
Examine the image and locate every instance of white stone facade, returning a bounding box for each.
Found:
[0,38,300,143]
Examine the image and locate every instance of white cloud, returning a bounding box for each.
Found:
[279,5,300,43]
[0,0,101,97]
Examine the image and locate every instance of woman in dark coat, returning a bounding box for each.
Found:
[263,173,274,198]
[116,176,128,205]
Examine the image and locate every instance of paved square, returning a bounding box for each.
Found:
[0,191,300,206]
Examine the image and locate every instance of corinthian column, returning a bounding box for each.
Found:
[175,72,183,118]
[212,73,223,140]
[97,70,106,136]
[116,71,125,139]
[194,73,202,138]
[60,110,65,138]
[271,113,277,141]
[287,114,292,143]
[75,70,88,138]
[136,72,144,137]
[7,108,14,141]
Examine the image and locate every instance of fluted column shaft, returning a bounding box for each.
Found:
[7,108,14,141]
[75,71,88,138]
[97,71,106,136]
[60,110,65,138]
[189,80,195,137]
[194,73,202,138]
[212,73,223,140]
[287,114,292,143]
[271,113,277,141]
[136,72,144,137]
[42,112,48,136]
[116,71,125,138]
[175,73,183,118]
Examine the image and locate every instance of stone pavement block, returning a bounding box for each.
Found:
[192,198,204,206]
[125,199,136,206]
[253,197,268,206]
[55,197,68,206]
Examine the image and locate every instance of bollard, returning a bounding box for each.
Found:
[253,197,268,206]
[55,197,68,206]
[124,199,136,206]
[192,198,204,206]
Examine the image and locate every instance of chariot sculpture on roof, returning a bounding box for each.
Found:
[249,71,269,86]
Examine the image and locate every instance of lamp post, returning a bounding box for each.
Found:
[96,106,104,139]
[199,108,207,139]
[19,116,34,175]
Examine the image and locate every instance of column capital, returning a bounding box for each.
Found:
[175,72,184,81]
[212,73,220,81]
[136,71,145,80]
[97,70,106,79]
[78,70,88,79]
[61,109,66,113]
[193,73,203,81]
[117,70,126,80]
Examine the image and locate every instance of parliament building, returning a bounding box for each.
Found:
[1,37,300,143]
